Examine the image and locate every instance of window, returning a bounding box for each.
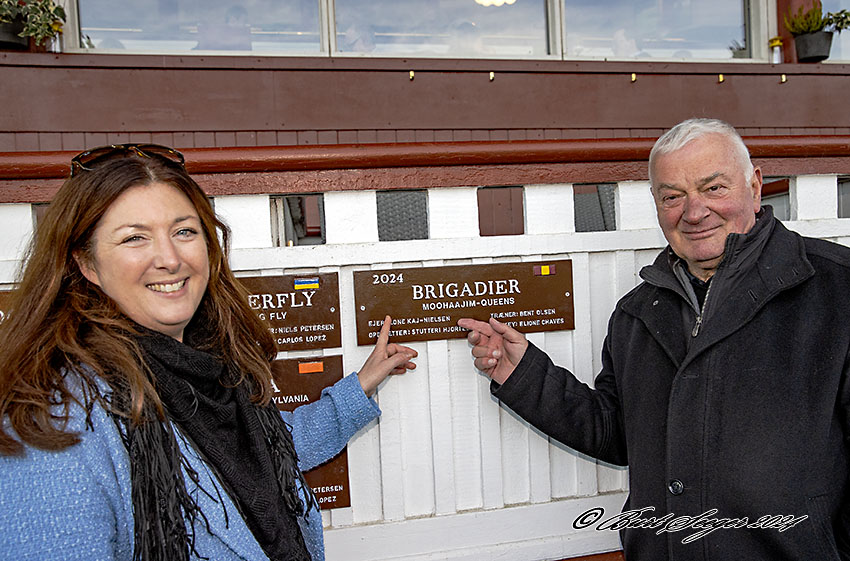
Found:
[839,178,850,219]
[271,194,325,246]
[377,190,429,241]
[823,0,850,60]
[564,0,749,60]
[762,178,790,221]
[333,0,550,57]
[574,184,616,232]
[69,0,755,61]
[77,0,323,53]
[477,186,524,236]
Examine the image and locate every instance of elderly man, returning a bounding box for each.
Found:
[459,118,850,560]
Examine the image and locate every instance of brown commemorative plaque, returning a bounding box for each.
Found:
[239,273,341,352]
[353,260,574,345]
[271,355,351,510]
[0,290,11,324]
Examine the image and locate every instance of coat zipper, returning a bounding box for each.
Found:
[691,278,713,337]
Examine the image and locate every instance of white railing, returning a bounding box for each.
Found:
[1,175,848,560]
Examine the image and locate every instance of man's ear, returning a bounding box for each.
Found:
[751,166,763,212]
[72,251,101,288]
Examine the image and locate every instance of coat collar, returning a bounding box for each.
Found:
[623,211,814,369]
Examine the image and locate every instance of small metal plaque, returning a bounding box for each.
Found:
[239,273,341,352]
[271,355,351,510]
[353,260,574,345]
[0,290,12,324]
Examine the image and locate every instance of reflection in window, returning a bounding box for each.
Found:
[377,190,429,241]
[762,178,789,221]
[823,1,850,60]
[478,186,524,236]
[839,178,850,218]
[564,0,748,60]
[574,184,616,232]
[334,0,549,57]
[271,195,325,246]
[77,0,322,54]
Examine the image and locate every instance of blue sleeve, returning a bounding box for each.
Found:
[282,372,381,472]
[0,404,133,561]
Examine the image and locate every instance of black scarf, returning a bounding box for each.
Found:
[114,328,315,561]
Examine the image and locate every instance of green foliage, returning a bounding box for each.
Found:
[785,1,826,36]
[785,1,850,36]
[0,0,66,46]
[826,9,850,33]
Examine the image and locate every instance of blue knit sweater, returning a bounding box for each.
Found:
[0,372,380,561]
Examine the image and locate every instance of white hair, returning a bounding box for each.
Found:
[648,118,754,186]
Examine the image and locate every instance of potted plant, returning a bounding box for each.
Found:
[0,0,66,51]
[785,0,850,62]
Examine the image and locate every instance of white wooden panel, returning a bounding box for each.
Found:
[230,228,670,274]
[397,338,435,518]
[426,339,456,516]
[498,416,529,505]
[616,180,658,231]
[478,366,504,509]
[447,338,484,512]
[324,191,379,244]
[790,174,838,221]
[597,251,635,493]
[369,261,406,522]
[568,252,600,497]
[338,265,385,525]
[545,329,579,499]
[525,331,552,504]
[213,195,272,249]
[0,204,33,261]
[324,492,628,561]
[428,187,479,239]
[524,183,575,234]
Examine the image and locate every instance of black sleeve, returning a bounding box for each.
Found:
[492,339,627,466]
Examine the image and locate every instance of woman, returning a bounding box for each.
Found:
[0,144,416,561]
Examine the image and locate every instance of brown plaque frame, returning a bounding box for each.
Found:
[271,355,351,510]
[353,260,574,345]
[239,273,341,352]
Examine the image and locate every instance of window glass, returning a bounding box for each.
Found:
[574,184,616,232]
[377,190,429,241]
[271,195,325,246]
[77,0,322,54]
[821,0,850,60]
[564,0,748,60]
[334,0,549,57]
[838,178,850,218]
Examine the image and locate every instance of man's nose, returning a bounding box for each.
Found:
[681,194,709,223]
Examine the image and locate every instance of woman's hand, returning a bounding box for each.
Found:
[457,317,528,385]
[357,316,417,397]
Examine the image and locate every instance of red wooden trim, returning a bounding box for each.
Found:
[0,139,848,204]
[2,137,850,180]
[762,178,791,196]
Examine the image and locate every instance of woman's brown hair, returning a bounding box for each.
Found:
[0,154,277,456]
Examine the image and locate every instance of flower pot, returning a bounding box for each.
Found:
[794,30,833,62]
[0,15,28,50]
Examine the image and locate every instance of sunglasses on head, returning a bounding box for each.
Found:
[70,144,185,177]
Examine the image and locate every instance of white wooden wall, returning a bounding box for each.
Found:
[3,175,850,560]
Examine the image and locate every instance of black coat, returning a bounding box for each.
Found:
[495,216,850,560]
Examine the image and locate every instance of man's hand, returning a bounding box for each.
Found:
[357,316,418,397]
[457,317,528,385]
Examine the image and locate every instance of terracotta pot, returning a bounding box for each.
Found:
[794,30,833,63]
[0,15,28,50]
